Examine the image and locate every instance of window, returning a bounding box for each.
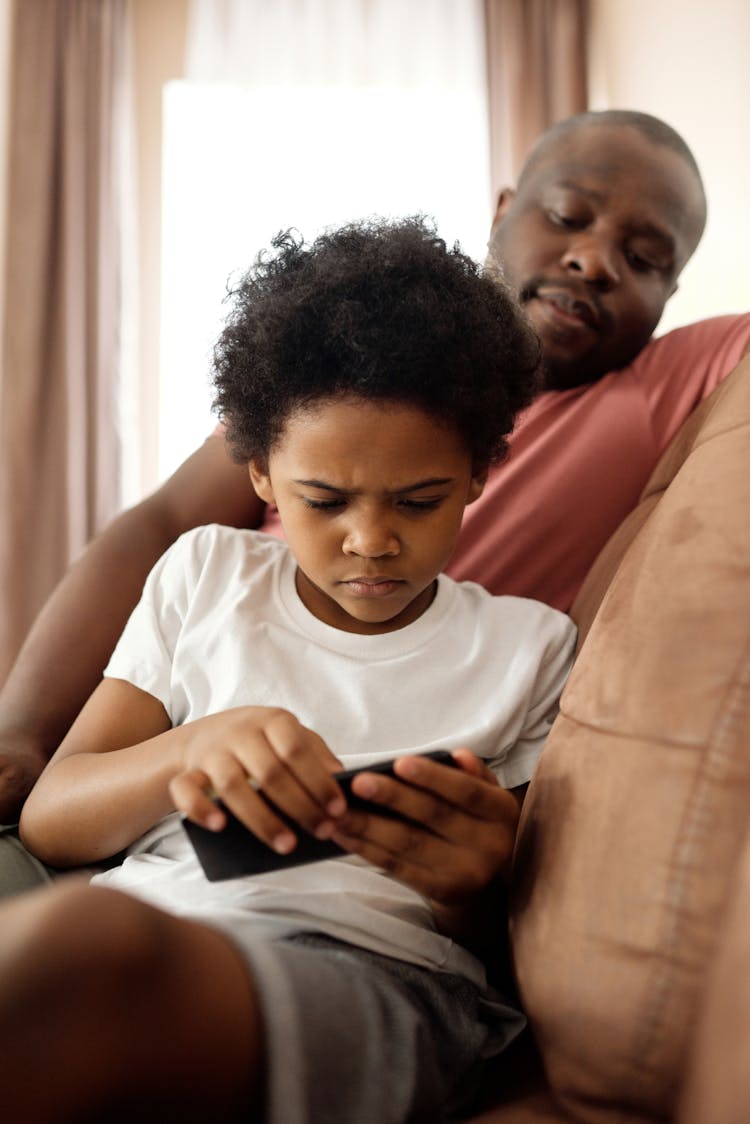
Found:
[158,78,492,481]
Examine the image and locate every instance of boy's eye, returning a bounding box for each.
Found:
[302,497,346,511]
[301,495,444,513]
[397,497,442,512]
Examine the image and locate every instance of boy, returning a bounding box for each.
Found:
[5,218,576,1122]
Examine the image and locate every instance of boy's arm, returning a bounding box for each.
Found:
[0,436,264,823]
[19,679,345,869]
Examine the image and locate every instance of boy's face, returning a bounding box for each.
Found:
[487,123,706,390]
[250,397,486,635]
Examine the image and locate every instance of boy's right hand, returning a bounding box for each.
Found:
[169,707,347,856]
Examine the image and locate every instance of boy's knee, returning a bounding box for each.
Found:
[9,881,171,996]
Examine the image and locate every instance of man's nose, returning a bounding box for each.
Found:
[561,235,620,290]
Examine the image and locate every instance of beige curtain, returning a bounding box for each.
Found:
[0,0,130,683]
[485,0,588,195]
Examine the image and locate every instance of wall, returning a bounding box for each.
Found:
[588,0,749,334]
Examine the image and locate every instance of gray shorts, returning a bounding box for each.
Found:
[233,930,524,1124]
[0,824,55,899]
[0,824,107,899]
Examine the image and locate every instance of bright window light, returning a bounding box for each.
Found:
[159,81,491,482]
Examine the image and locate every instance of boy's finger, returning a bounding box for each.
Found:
[350,760,512,837]
[393,749,499,799]
[172,760,298,853]
[170,769,226,831]
[331,824,483,902]
[262,712,347,818]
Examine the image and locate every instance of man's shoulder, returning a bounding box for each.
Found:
[631,313,750,378]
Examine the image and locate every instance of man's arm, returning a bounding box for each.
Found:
[0,435,264,822]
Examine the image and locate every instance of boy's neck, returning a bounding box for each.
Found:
[293,568,439,636]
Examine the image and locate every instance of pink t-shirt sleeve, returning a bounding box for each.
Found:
[446,313,750,609]
[633,313,750,452]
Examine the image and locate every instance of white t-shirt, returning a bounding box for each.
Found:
[96,525,576,985]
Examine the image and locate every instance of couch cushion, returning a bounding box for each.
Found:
[510,356,750,1122]
[676,817,750,1124]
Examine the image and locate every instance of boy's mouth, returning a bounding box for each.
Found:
[342,578,404,598]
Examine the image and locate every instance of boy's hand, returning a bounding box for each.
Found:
[169,707,346,856]
[329,749,520,908]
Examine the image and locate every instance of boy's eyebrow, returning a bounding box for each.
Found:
[293,477,456,495]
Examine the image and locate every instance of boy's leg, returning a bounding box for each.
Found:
[0,880,263,1123]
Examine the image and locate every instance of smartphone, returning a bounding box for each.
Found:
[182,749,457,881]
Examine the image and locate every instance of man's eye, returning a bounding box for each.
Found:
[626,251,661,273]
[547,210,583,230]
[302,497,345,511]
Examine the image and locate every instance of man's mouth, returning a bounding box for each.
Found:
[535,289,600,331]
[522,283,602,332]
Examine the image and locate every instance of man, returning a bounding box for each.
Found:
[1,108,748,839]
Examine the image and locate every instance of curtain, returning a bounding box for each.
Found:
[187,0,587,208]
[0,0,132,683]
[484,0,588,194]
[185,0,486,91]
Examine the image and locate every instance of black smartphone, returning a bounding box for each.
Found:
[182,749,457,882]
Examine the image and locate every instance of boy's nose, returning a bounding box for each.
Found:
[561,236,620,290]
[342,519,400,559]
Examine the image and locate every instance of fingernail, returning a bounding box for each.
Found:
[314,820,334,840]
[327,796,346,817]
[272,832,296,854]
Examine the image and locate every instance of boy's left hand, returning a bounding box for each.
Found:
[330,749,520,907]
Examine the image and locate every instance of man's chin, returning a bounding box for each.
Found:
[539,344,614,391]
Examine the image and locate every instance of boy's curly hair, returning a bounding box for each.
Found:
[212,216,541,467]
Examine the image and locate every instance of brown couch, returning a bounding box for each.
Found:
[471,353,750,1123]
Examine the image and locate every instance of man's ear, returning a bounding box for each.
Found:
[249,459,274,503]
[491,187,516,231]
[467,464,489,505]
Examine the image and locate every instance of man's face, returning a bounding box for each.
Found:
[488,124,705,390]
[250,397,486,635]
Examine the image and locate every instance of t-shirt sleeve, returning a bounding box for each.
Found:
[488,610,577,790]
[634,313,750,453]
[103,533,198,720]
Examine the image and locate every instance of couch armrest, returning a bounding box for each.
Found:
[678,821,750,1124]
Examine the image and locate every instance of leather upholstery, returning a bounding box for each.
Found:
[475,356,750,1122]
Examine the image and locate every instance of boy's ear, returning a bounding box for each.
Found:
[249,459,274,503]
[467,464,489,504]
